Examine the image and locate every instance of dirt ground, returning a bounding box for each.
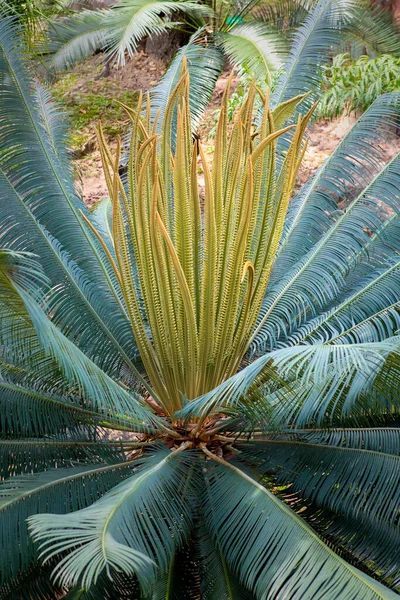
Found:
[51,53,400,207]
[52,52,166,207]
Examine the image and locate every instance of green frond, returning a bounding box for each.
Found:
[253,0,313,39]
[29,447,196,591]
[0,14,110,285]
[197,525,256,599]
[201,451,399,599]
[216,23,288,84]
[252,150,400,353]
[63,572,141,599]
[42,0,209,71]
[242,438,400,532]
[0,250,161,433]
[287,258,400,346]
[270,0,346,108]
[0,565,64,600]
[149,34,224,132]
[0,459,135,583]
[41,9,112,70]
[151,540,201,600]
[0,378,105,438]
[0,436,127,479]
[240,438,400,586]
[294,426,400,455]
[20,288,162,432]
[0,14,139,379]
[180,338,400,426]
[342,1,400,58]
[272,92,400,283]
[34,83,71,167]
[107,0,210,66]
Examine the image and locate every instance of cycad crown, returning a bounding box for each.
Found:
[91,61,312,415]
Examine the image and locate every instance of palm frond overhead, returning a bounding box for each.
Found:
[107,0,210,65]
[42,0,209,70]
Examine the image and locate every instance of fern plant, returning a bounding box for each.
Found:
[1,10,400,600]
[318,52,400,119]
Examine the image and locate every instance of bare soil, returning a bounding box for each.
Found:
[52,52,166,207]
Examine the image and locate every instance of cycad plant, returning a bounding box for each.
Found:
[1,10,400,600]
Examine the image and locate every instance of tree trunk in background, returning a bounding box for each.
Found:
[394,0,400,21]
[373,0,400,21]
[69,0,114,7]
[145,30,189,64]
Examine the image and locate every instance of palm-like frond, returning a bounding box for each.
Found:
[0,436,128,479]
[0,566,64,600]
[243,439,400,531]
[296,427,400,454]
[272,93,400,281]
[252,111,400,354]
[216,22,287,84]
[241,437,400,587]
[0,459,135,583]
[43,0,209,70]
[0,250,161,433]
[29,446,195,590]
[197,526,256,599]
[201,450,399,600]
[107,0,210,65]
[149,34,224,132]
[253,0,313,39]
[0,13,140,380]
[41,9,111,70]
[342,1,400,58]
[179,337,400,426]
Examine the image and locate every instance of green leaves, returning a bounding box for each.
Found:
[202,451,399,600]
[29,446,196,590]
[42,0,209,70]
[216,23,287,84]
[319,54,400,119]
[149,35,224,132]
[0,459,135,583]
